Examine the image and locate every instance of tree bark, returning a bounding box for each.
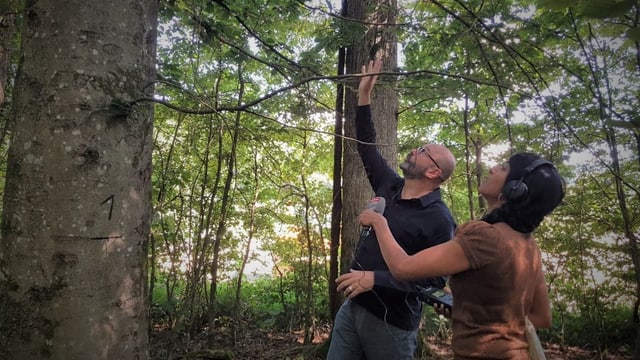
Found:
[0,0,20,149]
[0,0,156,358]
[341,0,398,274]
[0,0,19,107]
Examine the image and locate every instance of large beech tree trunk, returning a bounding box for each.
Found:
[0,1,157,358]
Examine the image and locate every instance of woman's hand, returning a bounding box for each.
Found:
[433,286,453,318]
[433,303,452,318]
[359,209,387,229]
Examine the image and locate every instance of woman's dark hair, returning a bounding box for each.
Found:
[482,152,565,233]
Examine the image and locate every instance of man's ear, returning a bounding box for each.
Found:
[424,167,440,180]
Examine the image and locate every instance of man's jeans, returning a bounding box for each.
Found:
[327,299,418,360]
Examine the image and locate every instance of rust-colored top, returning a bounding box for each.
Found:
[450,220,543,359]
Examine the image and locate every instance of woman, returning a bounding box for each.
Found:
[358,152,564,359]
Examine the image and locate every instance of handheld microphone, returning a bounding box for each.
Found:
[360,196,386,239]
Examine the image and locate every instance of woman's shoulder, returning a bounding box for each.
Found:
[454,220,505,247]
[454,221,505,269]
[455,220,498,236]
[457,220,525,237]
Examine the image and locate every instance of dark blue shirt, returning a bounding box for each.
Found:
[350,105,456,330]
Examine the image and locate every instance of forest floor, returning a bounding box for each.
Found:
[149,324,634,360]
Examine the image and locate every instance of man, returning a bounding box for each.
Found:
[327,59,457,360]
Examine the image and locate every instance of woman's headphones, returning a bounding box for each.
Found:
[502,159,554,203]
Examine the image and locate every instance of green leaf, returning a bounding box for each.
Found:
[627,27,640,41]
[537,0,578,10]
[579,0,635,19]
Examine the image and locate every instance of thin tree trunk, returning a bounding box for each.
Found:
[302,186,313,345]
[462,91,475,219]
[474,142,485,213]
[232,152,260,346]
[329,41,346,322]
[207,68,243,346]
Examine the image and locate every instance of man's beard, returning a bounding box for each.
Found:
[400,154,426,180]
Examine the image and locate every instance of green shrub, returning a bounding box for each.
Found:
[541,305,635,352]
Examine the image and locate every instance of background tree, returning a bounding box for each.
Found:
[0,0,157,358]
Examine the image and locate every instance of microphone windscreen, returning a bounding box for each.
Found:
[359,197,386,240]
[365,197,386,215]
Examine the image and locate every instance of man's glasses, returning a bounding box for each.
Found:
[417,146,441,170]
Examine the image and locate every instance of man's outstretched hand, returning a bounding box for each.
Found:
[358,59,383,106]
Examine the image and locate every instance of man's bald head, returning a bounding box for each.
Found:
[426,144,456,182]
